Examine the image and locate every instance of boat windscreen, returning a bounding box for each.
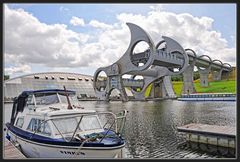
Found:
[35,93,59,105]
[52,115,102,135]
[53,117,81,135]
[58,93,80,106]
[80,115,102,131]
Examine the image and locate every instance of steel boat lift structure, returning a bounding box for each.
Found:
[93,23,232,102]
[93,23,189,101]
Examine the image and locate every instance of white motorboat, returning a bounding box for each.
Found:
[5,88,127,158]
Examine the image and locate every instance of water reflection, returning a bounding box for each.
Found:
[4,100,236,158]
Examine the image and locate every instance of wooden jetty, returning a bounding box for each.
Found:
[4,138,26,159]
[177,123,236,148]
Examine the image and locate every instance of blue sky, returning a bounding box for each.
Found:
[5,3,236,78]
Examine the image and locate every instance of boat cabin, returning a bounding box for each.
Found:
[10,89,106,141]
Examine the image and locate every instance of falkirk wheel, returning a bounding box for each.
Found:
[93,22,189,102]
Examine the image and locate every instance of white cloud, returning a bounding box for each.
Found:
[4,5,236,77]
[149,4,165,12]
[59,6,69,12]
[4,5,91,69]
[5,64,31,75]
[89,20,113,30]
[70,16,85,26]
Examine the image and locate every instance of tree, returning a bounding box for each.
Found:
[4,75,10,80]
[171,75,183,81]
[193,72,200,80]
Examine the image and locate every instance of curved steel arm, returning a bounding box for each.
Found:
[185,48,197,67]
[197,55,212,72]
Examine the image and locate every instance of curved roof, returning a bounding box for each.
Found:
[5,71,93,82]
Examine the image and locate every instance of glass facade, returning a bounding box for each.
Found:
[4,72,97,100]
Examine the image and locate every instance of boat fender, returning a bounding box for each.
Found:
[15,142,22,151]
[6,134,11,141]
[15,142,20,147]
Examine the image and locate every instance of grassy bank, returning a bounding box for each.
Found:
[172,80,236,97]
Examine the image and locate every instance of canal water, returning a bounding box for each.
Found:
[4,100,236,159]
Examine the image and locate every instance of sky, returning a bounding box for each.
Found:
[4,3,236,78]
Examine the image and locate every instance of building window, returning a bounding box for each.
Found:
[67,77,76,80]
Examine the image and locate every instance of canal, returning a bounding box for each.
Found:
[4,100,236,159]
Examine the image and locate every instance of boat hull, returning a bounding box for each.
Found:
[7,130,125,158]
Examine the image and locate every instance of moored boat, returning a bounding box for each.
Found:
[5,88,127,158]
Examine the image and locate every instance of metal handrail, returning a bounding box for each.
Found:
[98,109,128,132]
[73,110,127,158]
[97,111,117,131]
[99,119,116,143]
[70,116,83,142]
[99,110,128,143]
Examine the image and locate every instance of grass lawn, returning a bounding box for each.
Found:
[172,80,236,96]
[172,81,183,97]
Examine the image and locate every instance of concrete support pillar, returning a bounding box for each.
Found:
[182,65,196,94]
[153,81,163,98]
[212,70,223,81]
[211,60,223,81]
[182,48,197,94]
[197,55,212,87]
[107,76,128,102]
[221,63,233,81]
[162,76,176,98]
[148,79,163,98]
[146,76,176,98]
[199,70,210,87]
[133,75,176,99]
[222,71,230,80]
[133,91,145,100]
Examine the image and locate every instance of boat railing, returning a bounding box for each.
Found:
[73,110,128,157]
[116,109,128,134]
[98,110,127,143]
[98,109,128,134]
[99,118,118,143]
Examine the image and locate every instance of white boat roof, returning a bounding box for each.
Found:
[46,109,96,117]
[29,105,96,118]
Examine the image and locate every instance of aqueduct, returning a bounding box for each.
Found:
[93,23,232,101]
